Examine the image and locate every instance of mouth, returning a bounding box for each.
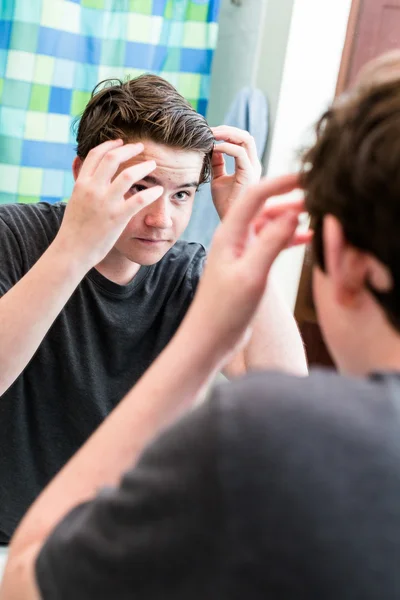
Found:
[135,238,168,245]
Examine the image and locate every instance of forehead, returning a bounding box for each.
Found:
[122,140,204,185]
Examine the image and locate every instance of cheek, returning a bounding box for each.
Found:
[174,213,191,238]
[174,205,193,233]
[122,214,141,237]
[113,216,141,250]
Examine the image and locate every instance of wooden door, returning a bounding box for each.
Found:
[296,0,400,366]
[343,0,400,90]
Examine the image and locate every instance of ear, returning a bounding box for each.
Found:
[323,215,369,307]
[72,156,83,181]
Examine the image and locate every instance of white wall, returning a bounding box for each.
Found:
[267,0,353,310]
[254,0,295,162]
[208,0,352,310]
[207,0,295,138]
[0,548,6,582]
[207,0,268,126]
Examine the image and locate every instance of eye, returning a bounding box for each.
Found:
[130,184,147,195]
[174,191,191,202]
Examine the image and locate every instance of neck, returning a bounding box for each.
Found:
[95,249,141,286]
[361,334,400,375]
[340,308,400,376]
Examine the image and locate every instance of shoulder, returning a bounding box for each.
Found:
[0,203,66,273]
[0,202,65,240]
[211,368,399,463]
[208,372,400,598]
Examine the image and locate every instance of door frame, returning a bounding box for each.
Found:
[335,0,363,95]
[294,0,362,326]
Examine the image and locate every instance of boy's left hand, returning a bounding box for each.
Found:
[186,173,311,361]
[211,125,262,219]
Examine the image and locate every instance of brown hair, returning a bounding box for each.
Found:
[301,51,400,330]
[75,74,214,184]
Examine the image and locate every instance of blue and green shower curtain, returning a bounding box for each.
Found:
[0,0,220,204]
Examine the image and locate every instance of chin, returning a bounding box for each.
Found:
[136,255,166,266]
[122,245,172,266]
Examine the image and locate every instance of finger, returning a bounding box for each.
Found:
[254,220,312,242]
[223,174,300,240]
[253,200,307,235]
[212,126,260,172]
[95,143,146,186]
[122,185,164,220]
[211,150,227,178]
[78,139,124,179]
[254,214,312,245]
[110,160,157,200]
[212,125,256,147]
[245,211,300,274]
[258,198,306,219]
[288,230,313,247]
[213,142,252,179]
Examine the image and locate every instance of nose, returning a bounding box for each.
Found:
[144,195,173,229]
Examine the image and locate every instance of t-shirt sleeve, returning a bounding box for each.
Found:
[35,400,222,600]
[188,245,206,296]
[0,215,23,297]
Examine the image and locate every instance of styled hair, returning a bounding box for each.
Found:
[301,51,400,331]
[75,74,214,184]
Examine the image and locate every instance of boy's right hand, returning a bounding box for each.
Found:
[55,140,163,270]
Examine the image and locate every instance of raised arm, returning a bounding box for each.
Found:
[211,126,308,377]
[0,140,163,397]
[0,174,309,599]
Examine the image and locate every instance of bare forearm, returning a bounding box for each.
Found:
[243,278,308,376]
[0,238,87,395]
[224,280,307,378]
[1,171,310,598]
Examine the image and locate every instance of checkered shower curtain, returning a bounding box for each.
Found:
[0,0,220,204]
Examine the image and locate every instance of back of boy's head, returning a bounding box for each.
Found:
[75,74,214,184]
[301,51,400,331]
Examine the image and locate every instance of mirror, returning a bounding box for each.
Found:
[1,0,389,548]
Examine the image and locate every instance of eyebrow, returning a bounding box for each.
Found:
[142,175,200,189]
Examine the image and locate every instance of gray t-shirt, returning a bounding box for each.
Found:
[0,202,205,542]
[37,369,400,599]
